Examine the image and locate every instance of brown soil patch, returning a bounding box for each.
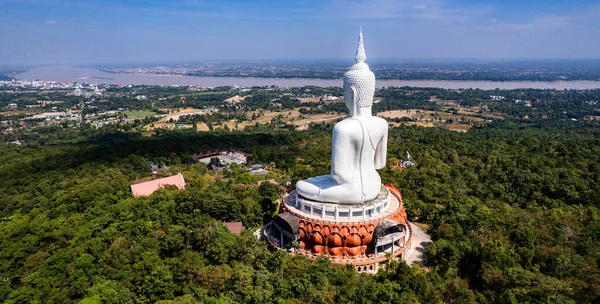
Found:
[158,108,206,123]
[196,122,210,131]
[377,110,415,119]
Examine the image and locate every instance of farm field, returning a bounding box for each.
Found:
[140,97,504,133]
[123,110,157,119]
[157,108,205,122]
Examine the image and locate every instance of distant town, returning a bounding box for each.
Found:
[95,59,600,81]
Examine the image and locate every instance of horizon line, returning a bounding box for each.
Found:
[4,57,600,68]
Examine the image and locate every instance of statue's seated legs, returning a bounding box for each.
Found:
[296,174,364,204]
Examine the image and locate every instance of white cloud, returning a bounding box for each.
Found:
[471,5,600,32]
[44,19,57,25]
[307,0,492,24]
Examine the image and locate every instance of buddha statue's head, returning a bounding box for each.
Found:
[343,27,376,115]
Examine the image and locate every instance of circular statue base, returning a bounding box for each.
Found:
[264,184,412,273]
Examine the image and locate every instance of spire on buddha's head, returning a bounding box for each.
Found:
[345,26,375,109]
[355,26,366,63]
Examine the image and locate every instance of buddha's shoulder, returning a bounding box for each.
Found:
[334,119,361,132]
[334,117,388,132]
[371,116,389,127]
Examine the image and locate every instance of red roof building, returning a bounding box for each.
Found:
[223,222,244,235]
[131,173,186,197]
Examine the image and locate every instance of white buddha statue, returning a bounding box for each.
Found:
[296,28,388,204]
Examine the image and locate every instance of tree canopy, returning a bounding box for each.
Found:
[0,118,599,303]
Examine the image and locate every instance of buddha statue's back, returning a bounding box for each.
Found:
[296,28,388,204]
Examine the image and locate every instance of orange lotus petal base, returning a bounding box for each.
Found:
[265,184,413,273]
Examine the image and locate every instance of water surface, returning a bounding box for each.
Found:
[16,66,600,90]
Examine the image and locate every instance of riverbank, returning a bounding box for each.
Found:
[16,66,600,90]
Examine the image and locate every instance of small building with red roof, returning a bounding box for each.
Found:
[222,222,244,235]
[131,173,186,197]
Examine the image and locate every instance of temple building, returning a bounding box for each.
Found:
[264,29,412,273]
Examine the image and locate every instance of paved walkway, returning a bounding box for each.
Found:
[404,222,432,266]
[254,222,268,241]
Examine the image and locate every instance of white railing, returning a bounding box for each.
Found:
[294,192,390,221]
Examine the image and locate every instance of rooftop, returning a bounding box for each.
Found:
[130,173,186,197]
[223,222,244,235]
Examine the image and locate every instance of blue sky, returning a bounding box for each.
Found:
[1,0,599,64]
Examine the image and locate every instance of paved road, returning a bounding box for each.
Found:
[404,222,432,266]
[254,222,268,241]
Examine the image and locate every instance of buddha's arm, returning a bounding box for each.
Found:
[374,124,388,169]
[330,125,354,183]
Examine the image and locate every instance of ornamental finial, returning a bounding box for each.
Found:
[355,26,366,63]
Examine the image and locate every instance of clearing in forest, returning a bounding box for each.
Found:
[158,108,205,123]
[123,110,157,119]
[377,110,415,119]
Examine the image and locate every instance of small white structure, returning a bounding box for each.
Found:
[249,164,269,176]
[403,151,415,167]
[196,150,249,166]
[29,112,69,120]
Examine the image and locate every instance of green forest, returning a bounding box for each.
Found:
[1,118,599,303]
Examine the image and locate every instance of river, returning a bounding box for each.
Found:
[16,66,600,90]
